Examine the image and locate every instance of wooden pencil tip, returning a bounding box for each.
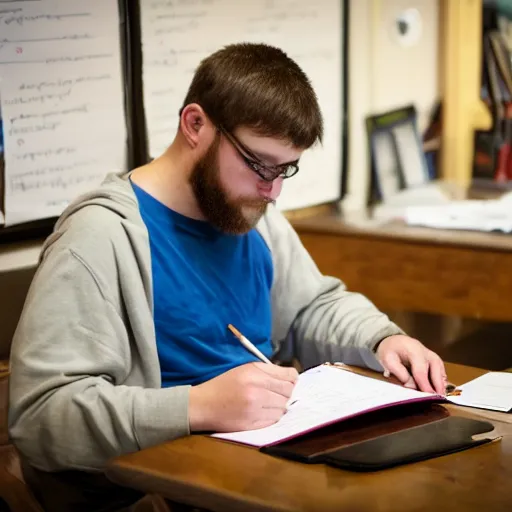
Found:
[227,324,242,339]
[445,383,456,393]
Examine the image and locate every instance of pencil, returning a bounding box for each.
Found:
[227,324,272,364]
[445,383,457,393]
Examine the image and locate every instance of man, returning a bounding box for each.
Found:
[9,43,446,509]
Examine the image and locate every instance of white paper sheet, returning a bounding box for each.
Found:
[0,0,127,226]
[448,372,512,412]
[213,365,439,447]
[404,197,512,232]
[373,131,401,200]
[392,122,429,188]
[139,0,343,211]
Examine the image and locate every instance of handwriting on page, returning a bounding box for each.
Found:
[139,0,343,211]
[140,0,220,157]
[213,365,438,447]
[0,0,127,226]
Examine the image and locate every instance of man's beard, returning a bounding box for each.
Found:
[190,135,272,235]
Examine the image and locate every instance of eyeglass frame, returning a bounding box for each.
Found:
[218,127,300,182]
[177,106,300,182]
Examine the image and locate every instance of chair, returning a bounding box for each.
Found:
[0,359,44,512]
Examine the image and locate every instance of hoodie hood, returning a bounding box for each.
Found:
[41,172,139,260]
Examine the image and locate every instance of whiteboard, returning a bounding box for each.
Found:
[0,0,128,226]
[139,0,344,211]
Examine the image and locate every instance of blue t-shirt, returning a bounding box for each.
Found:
[131,182,274,387]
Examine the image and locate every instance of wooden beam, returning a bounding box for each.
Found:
[441,0,492,185]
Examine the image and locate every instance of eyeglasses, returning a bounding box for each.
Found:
[219,127,300,182]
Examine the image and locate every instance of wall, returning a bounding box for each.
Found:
[344,0,440,210]
[0,0,442,355]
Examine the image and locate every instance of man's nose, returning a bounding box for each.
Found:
[258,177,283,201]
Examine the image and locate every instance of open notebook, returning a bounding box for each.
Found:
[212,364,512,447]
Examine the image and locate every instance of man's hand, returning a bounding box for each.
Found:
[376,335,447,395]
[188,362,298,433]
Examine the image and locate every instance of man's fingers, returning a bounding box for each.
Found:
[411,359,436,394]
[403,375,417,389]
[380,352,413,387]
[264,376,296,399]
[261,389,291,411]
[255,363,299,383]
[428,355,448,395]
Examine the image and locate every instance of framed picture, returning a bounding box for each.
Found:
[366,105,430,202]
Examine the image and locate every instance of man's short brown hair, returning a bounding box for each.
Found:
[182,43,323,148]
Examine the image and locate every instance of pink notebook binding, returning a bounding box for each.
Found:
[213,363,447,448]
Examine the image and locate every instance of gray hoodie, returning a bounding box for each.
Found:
[8,172,403,472]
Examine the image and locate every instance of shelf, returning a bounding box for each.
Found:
[0,239,43,273]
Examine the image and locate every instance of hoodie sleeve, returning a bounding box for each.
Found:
[8,246,190,472]
[257,207,405,370]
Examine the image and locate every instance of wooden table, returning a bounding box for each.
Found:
[291,213,512,322]
[106,363,512,512]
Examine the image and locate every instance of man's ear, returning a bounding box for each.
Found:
[179,103,212,149]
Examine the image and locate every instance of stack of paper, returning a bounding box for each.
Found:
[404,196,512,232]
[447,372,512,412]
[213,366,512,448]
[213,365,441,447]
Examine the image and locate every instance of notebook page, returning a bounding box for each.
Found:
[447,372,512,412]
[213,365,440,447]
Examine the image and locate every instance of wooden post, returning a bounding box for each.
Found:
[441,0,493,185]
